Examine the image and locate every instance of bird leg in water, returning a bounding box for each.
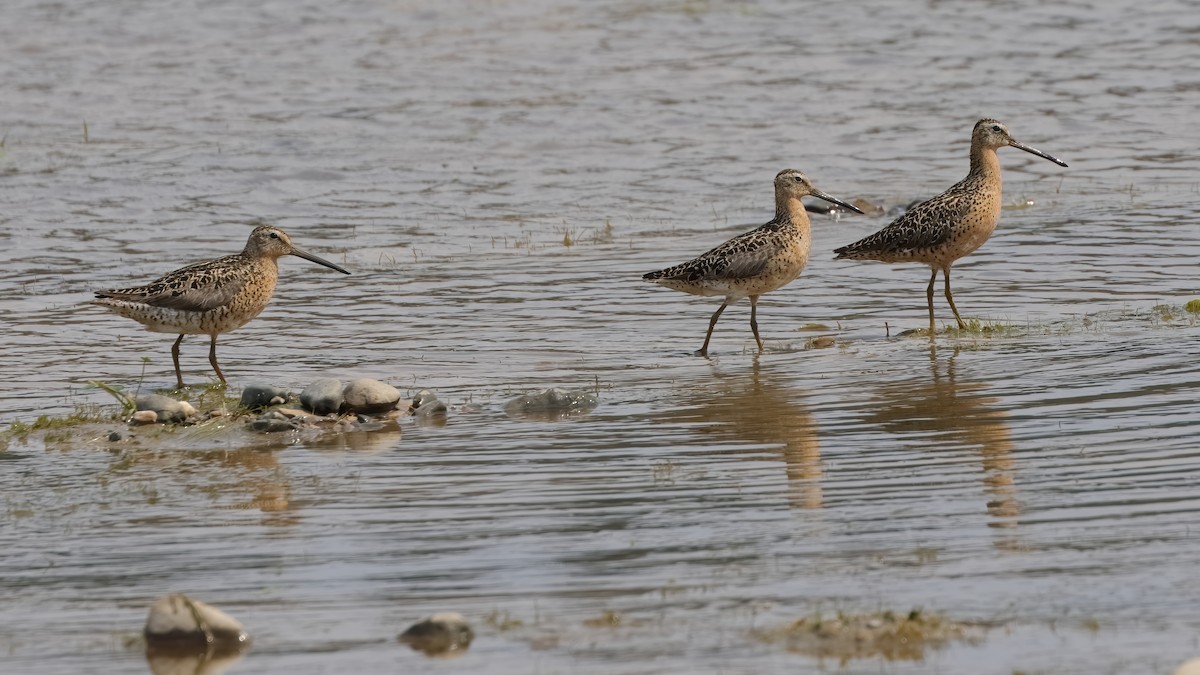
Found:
[171,334,186,389]
[749,295,764,352]
[943,268,967,329]
[208,334,227,386]
[697,302,728,357]
[926,268,938,334]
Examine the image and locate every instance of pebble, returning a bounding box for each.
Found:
[135,394,198,424]
[107,431,123,442]
[413,392,448,426]
[342,378,401,414]
[248,411,296,433]
[130,410,158,425]
[504,387,599,419]
[398,612,473,656]
[239,384,290,410]
[143,593,250,655]
[300,378,344,415]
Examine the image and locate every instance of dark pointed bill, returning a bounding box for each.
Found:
[1010,140,1069,167]
[291,247,351,275]
[810,189,865,215]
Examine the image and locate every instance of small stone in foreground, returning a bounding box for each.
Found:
[399,612,473,656]
[300,378,344,415]
[342,378,401,414]
[239,384,290,411]
[135,394,198,424]
[130,410,158,425]
[144,593,250,655]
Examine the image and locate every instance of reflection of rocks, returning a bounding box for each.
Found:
[144,594,249,655]
[399,612,473,657]
[665,363,822,510]
[863,345,1020,531]
[504,388,599,421]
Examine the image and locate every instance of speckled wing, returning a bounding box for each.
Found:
[94,255,250,313]
[834,194,968,260]
[646,227,783,283]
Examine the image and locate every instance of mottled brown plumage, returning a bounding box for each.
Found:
[833,118,1067,332]
[644,169,862,356]
[93,225,351,388]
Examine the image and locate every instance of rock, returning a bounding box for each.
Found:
[413,392,448,426]
[135,394,198,424]
[143,593,250,655]
[398,612,473,656]
[248,411,296,433]
[130,410,159,425]
[341,378,401,414]
[300,378,344,415]
[504,388,598,420]
[805,335,836,350]
[107,431,123,442]
[239,384,289,411]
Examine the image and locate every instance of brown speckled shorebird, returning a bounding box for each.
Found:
[93,225,351,388]
[643,169,863,357]
[833,119,1067,332]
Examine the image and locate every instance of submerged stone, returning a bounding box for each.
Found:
[300,378,344,415]
[504,388,598,420]
[399,612,473,656]
[143,593,250,655]
[342,378,401,414]
[239,384,289,411]
[412,389,448,425]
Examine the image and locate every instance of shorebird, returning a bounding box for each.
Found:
[833,118,1067,332]
[93,225,351,388]
[643,169,863,357]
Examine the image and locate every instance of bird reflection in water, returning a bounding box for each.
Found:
[671,359,822,510]
[863,344,1020,540]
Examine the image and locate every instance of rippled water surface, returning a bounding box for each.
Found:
[4,0,1200,673]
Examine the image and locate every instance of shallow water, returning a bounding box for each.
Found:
[3,0,1200,673]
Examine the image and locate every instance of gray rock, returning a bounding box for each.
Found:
[249,411,296,433]
[107,431,123,442]
[300,378,344,415]
[135,394,198,424]
[413,392,448,426]
[398,612,473,656]
[504,388,599,420]
[239,384,289,410]
[342,378,401,414]
[144,593,250,655]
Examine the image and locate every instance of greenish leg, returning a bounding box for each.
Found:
[208,334,227,386]
[944,267,966,329]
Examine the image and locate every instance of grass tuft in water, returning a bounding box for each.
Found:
[1185,299,1200,314]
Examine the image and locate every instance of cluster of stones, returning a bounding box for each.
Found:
[144,594,473,661]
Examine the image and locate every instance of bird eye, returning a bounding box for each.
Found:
[793,176,803,182]
[269,232,280,239]
[991,124,1002,132]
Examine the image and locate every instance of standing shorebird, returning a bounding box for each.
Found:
[643,169,863,357]
[93,225,351,388]
[833,118,1067,332]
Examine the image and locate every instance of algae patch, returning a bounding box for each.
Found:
[752,609,984,663]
